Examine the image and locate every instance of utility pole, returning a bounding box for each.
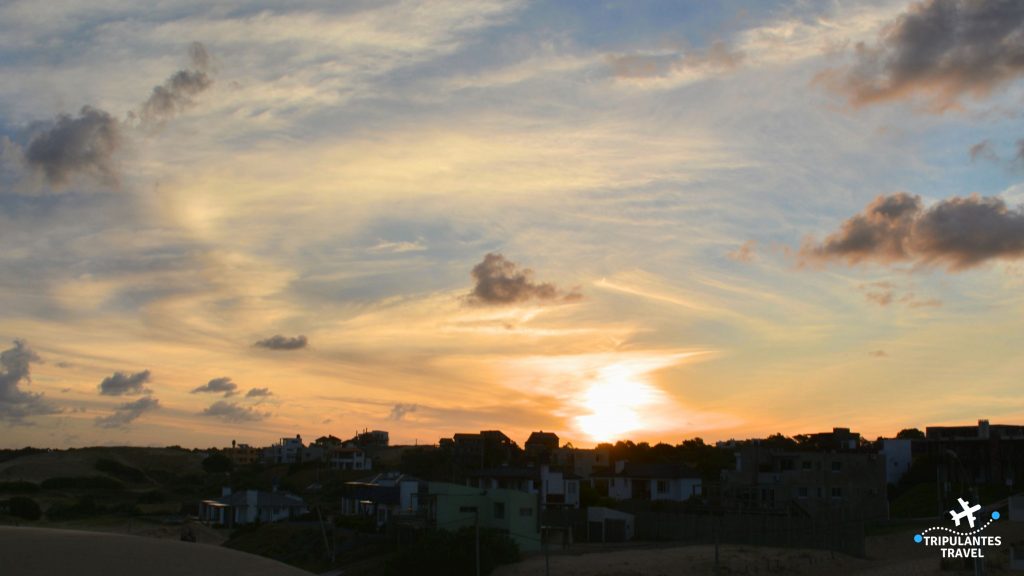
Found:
[475,508,481,576]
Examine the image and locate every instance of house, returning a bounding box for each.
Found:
[341,472,422,529]
[224,441,261,466]
[923,419,1024,486]
[442,430,520,471]
[468,464,581,509]
[329,444,373,471]
[348,429,390,448]
[592,462,701,502]
[721,445,887,521]
[552,446,611,479]
[263,434,305,464]
[525,431,559,463]
[587,507,635,542]
[425,482,542,552]
[199,488,307,527]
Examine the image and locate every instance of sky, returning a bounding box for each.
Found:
[3,0,1024,449]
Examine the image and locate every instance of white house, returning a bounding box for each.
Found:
[199,488,307,527]
[468,465,580,509]
[341,472,422,529]
[595,461,701,502]
[328,445,372,471]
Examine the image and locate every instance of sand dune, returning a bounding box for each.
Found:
[0,526,312,576]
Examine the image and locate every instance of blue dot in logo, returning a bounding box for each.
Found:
[914,534,923,543]
[992,511,1001,520]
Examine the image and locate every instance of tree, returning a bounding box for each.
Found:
[202,451,234,474]
[896,428,925,440]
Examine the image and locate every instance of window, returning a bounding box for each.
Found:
[831,461,842,472]
[797,487,808,499]
[801,460,812,471]
[656,480,669,493]
[568,482,577,495]
[519,507,533,517]
[831,487,843,499]
[493,502,505,519]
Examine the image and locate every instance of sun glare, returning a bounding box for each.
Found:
[573,364,666,443]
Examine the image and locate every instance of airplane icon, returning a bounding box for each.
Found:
[950,498,981,528]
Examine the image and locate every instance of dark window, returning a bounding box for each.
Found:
[493,502,505,519]
[797,487,808,498]
[831,461,842,472]
[801,460,812,470]
[831,487,843,498]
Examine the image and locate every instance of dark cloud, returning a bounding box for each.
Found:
[245,387,272,398]
[201,400,269,423]
[191,377,238,397]
[817,0,1024,110]
[24,106,121,186]
[253,334,308,350]
[0,340,60,424]
[95,396,160,429]
[138,42,213,125]
[467,253,581,305]
[389,403,417,421]
[800,193,1024,271]
[609,40,744,80]
[969,140,997,162]
[98,370,152,396]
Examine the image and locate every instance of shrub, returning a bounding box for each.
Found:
[6,496,42,521]
[95,459,148,484]
[41,476,124,491]
[0,481,40,494]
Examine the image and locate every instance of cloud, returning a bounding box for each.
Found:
[0,340,60,424]
[98,370,152,396]
[138,42,213,125]
[869,350,888,358]
[608,40,744,80]
[816,0,1024,110]
[858,281,942,309]
[727,240,757,262]
[253,334,308,350]
[389,403,417,421]
[245,387,273,398]
[201,400,269,423]
[369,239,428,253]
[969,140,997,162]
[467,253,581,305]
[95,396,160,429]
[24,106,121,186]
[799,193,1024,271]
[191,377,238,397]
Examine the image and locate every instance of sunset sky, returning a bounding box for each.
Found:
[3,0,1024,449]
